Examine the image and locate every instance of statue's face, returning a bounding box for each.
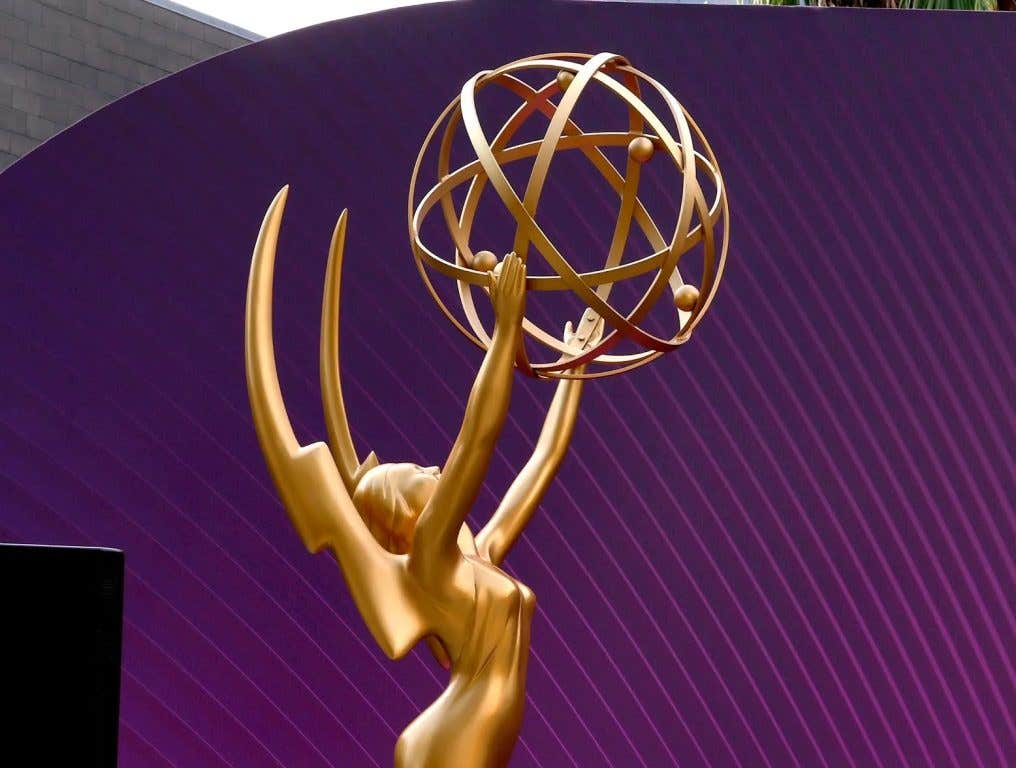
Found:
[392,462,440,514]
[353,462,440,554]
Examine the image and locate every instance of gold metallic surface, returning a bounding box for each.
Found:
[674,283,701,312]
[627,135,655,164]
[471,249,498,272]
[247,52,727,768]
[409,52,728,379]
[247,188,600,767]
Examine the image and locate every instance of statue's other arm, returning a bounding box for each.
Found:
[475,375,584,566]
[475,310,601,566]
[412,253,526,575]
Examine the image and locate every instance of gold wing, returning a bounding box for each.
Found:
[320,206,379,490]
[245,186,424,659]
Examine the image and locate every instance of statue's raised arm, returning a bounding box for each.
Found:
[410,253,527,580]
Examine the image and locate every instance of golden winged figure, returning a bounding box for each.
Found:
[245,186,603,768]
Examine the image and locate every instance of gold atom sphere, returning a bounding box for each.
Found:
[674,283,700,312]
[627,136,655,164]
[409,52,729,379]
[471,249,498,272]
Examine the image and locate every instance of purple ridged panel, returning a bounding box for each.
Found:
[0,2,1012,766]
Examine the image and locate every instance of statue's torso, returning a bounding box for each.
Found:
[395,557,535,768]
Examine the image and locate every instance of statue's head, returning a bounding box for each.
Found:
[352,463,440,554]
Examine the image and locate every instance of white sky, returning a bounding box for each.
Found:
[169,0,452,37]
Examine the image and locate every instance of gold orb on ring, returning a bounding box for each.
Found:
[471,249,498,272]
[674,284,700,312]
[627,136,655,164]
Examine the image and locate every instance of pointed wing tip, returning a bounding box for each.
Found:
[260,185,290,228]
[328,209,349,267]
[333,208,348,238]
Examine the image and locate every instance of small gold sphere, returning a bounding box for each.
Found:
[472,250,497,272]
[492,260,504,276]
[556,70,575,92]
[674,284,700,312]
[627,136,655,164]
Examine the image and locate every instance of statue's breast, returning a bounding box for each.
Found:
[454,558,535,677]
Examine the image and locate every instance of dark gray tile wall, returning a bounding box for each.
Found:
[0,0,254,170]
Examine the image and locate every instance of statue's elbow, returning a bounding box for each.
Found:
[476,532,502,564]
[532,436,570,470]
[376,630,416,661]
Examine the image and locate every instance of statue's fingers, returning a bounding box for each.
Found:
[508,252,521,285]
[505,255,518,289]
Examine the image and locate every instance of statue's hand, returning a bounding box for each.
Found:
[488,252,526,328]
[564,308,604,352]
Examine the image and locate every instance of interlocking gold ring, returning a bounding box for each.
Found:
[409,52,728,379]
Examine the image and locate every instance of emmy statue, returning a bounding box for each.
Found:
[245,53,727,768]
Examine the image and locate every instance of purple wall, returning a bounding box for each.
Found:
[0,2,1013,766]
